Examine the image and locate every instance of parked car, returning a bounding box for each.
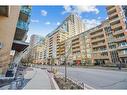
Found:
[5,69,14,77]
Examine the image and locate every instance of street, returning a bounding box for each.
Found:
[44,65,127,89]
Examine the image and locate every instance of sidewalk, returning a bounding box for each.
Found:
[23,67,52,89]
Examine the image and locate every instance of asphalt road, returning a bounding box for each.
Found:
[44,65,127,89]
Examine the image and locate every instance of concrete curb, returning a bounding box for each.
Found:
[67,77,95,89]
[46,70,59,90]
[56,72,95,90]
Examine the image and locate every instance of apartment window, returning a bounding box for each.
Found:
[0,6,9,17]
[0,42,3,49]
[119,42,127,47]
[104,27,111,33]
[109,45,116,49]
[123,49,127,54]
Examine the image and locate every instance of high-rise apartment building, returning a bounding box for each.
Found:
[46,29,69,65]
[0,6,32,76]
[43,13,85,65]
[60,13,85,38]
[26,35,45,64]
[30,34,44,47]
[0,6,20,75]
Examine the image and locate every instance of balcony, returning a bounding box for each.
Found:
[107,7,116,15]
[109,17,120,24]
[16,20,29,31]
[111,23,122,29]
[113,30,123,36]
[93,55,109,59]
[72,45,80,49]
[107,6,115,10]
[92,43,106,48]
[91,37,105,43]
[72,38,79,42]
[20,6,31,16]
[109,12,118,19]
[114,36,126,42]
[60,48,65,52]
[90,32,104,38]
[72,42,80,46]
[117,45,127,50]
[118,52,127,57]
[93,49,108,53]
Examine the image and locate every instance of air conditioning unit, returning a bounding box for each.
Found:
[0,42,3,49]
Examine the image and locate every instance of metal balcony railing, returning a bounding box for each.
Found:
[20,6,31,16]
[113,30,123,35]
[16,20,29,31]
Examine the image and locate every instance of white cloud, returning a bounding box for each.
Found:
[56,22,60,26]
[83,19,101,30]
[31,19,39,23]
[45,21,51,25]
[41,10,47,16]
[62,6,72,14]
[75,6,99,14]
[62,6,99,15]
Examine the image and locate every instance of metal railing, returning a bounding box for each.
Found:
[20,6,31,16]
[16,20,29,31]
[0,48,28,80]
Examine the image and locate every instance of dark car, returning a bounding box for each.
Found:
[5,70,14,77]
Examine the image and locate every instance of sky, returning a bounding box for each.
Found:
[26,6,108,42]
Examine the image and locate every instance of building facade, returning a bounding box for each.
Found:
[106,6,127,64]
[57,30,92,65]
[41,13,85,65]
[29,34,44,47]
[0,6,20,75]
[59,13,85,38]
[31,43,45,64]
[89,20,112,65]
[0,6,32,76]
[45,29,69,65]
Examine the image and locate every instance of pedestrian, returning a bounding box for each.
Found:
[117,61,121,70]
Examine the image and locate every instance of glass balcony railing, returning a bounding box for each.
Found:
[16,20,29,31]
[20,6,31,16]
